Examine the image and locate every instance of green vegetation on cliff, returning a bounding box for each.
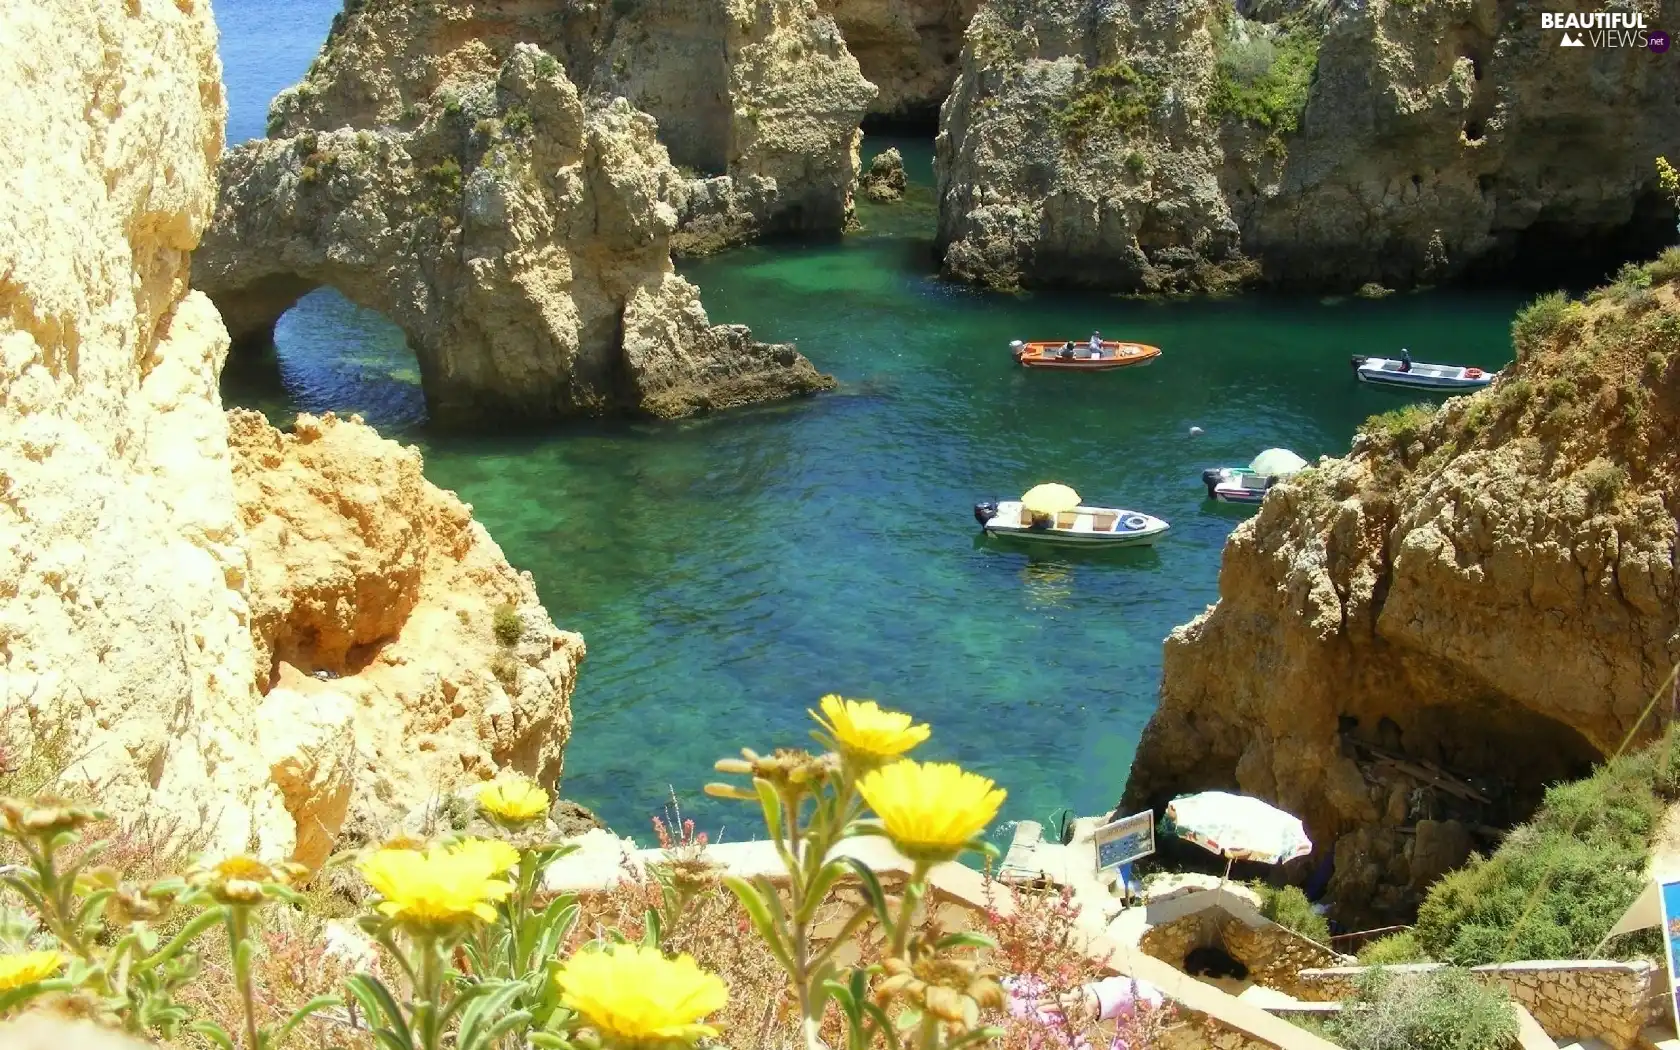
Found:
[1208,17,1322,135]
[1055,60,1164,146]
[1324,967,1516,1050]
[1413,724,1680,965]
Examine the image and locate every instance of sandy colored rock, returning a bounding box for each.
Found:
[256,0,875,253]
[860,147,909,202]
[935,0,1680,293]
[195,44,836,426]
[1124,277,1680,922]
[1,0,588,867]
[819,0,980,124]
[0,0,292,856]
[230,409,585,858]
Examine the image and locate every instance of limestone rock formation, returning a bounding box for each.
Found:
[860,147,909,202]
[1,0,291,857]
[260,0,876,251]
[818,0,980,124]
[197,44,837,426]
[230,410,584,859]
[1123,270,1680,921]
[2,0,585,867]
[936,0,1680,293]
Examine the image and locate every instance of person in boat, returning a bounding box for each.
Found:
[1028,511,1052,530]
[1088,330,1104,356]
[1399,347,1412,372]
[1059,342,1076,360]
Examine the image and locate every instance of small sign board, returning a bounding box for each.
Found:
[1661,878,1680,1033]
[1094,810,1155,873]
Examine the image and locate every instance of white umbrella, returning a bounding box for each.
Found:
[1249,448,1307,477]
[1165,791,1313,884]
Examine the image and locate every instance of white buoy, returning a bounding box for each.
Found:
[1189,426,1205,437]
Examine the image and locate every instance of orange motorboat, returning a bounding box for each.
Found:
[1011,339,1161,370]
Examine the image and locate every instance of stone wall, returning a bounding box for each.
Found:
[1140,900,1348,998]
[1296,960,1665,1050]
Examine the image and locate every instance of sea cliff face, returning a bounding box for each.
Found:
[1123,263,1680,921]
[936,0,1680,293]
[819,0,980,125]
[2,0,583,866]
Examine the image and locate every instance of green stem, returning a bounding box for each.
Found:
[916,1008,942,1050]
[227,906,261,1050]
[417,934,443,1050]
[889,863,930,959]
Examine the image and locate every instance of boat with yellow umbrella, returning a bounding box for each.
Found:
[973,483,1170,547]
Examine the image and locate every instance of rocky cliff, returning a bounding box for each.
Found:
[198,37,839,426]
[2,0,582,867]
[818,0,979,125]
[1123,256,1680,922]
[936,0,1680,293]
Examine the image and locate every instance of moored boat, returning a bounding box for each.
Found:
[973,500,1170,547]
[1011,339,1161,371]
[1201,448,1308,504]
[1351,354,1497,391]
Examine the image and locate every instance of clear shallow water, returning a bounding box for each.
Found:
[214,0,1527,844]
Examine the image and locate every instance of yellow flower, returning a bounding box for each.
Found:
[555,943,727,1046]
[810,695,930,763]
[357,839,515,931]
[477,776,550,826]
[446,836,521,875]
[0,951,62,991]
[857,760,1005,863]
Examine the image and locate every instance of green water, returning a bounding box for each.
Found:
[220,137,1526,844]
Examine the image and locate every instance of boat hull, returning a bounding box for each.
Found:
[1351,355,1496,391]
[1013,341,1161,371]
[1202,467,1273,504]
[978,501,1169,547]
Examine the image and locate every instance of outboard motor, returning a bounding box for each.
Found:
[974,500,999,526]
[1009,340,1025,360]
[1349,354,1368,371]
[1200,469,1221,501]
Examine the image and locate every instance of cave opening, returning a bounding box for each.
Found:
[1341,698,1602,834]
[216,283,430,436]
[1458,188,1679,292]
[1463,119,1486,143]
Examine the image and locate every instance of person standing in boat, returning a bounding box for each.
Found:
[1399,347,1412,372]
[1088,330,1104,358]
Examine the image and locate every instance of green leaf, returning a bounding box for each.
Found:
[821,978,858,1020]
[0,978,73,1015]
[965,835,1002,861]
[346,973,413,1047]
[838,857,893,929]
[933,931,998,953]
[862,1002,902,1050]
[641,906,662,949]
[458,981,527,1050]
[136,907,224,972]
[797,859,850,926]
[529,1034,573,1049]
[475,1008,535,1050]
[273,994,343,1047]
[187,1022,238,1050]
[721,875,794,971]
[754,778,783,842]
[435,978,501,1033]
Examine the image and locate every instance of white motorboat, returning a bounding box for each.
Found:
[973,500,1170,547]
[1201,448,1307,504]
[1351,354,1497,391]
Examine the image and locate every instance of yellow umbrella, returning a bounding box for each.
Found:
[1021,482,1081,516]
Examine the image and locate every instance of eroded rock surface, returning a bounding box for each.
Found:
[195,46,836,426]
[936,0,1680,292]
[260,0,875,252]
[860,146,909,201]
[1123,276,1680,921]
[819,0,980,124]
[2,0,587,867]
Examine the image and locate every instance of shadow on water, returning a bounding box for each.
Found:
[970,532,1169,571]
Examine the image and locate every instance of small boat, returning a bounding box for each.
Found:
[973,500,1170,547]
[1201,448,1307,504]
[1351,354,1496,391]
[1012,339,1161,371]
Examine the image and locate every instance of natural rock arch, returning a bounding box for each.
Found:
[194,47,834,428]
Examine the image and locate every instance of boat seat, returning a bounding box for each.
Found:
[1092,511,1119,531]
[1239,473,1270,490]
[1055,511,1078,530]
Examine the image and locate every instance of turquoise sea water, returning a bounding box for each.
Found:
[213,0,1526,844]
